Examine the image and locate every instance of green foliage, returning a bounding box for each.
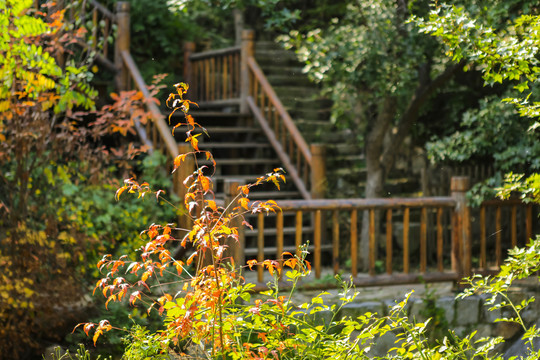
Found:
[413,1,540,202]
[44,344,112,360]
[0,0,96,116]
[279,0,442,128]
[497,173,540,204]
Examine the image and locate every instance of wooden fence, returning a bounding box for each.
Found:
[223,177,538,287]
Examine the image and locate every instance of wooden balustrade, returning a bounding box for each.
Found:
[185,46,242,105]
[246,56,313,200]
[477,199,535,272]
[237,178,538,287]
[34,0,117,72]
[247,197,457,285]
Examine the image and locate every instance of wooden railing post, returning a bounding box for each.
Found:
[176,143,195,230]
[240,29,255,114]
[310,144,326,199]
[184,42,195,88]
[224,179,245,269]
[233,9,244,46]
[114,2,130,91]
[451,176,471,280]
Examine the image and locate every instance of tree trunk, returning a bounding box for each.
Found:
[359,97,395,270]
[357,62,463,272]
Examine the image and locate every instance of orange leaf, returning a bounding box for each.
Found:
[105,294,116,309]
[206,200,217,211]
[141,270,152,283]
[186,252,197,266]
[115,186,127,201]
[239,197,250,210]
[199,175,211,193]
[247,259,258,270]
[174,154,187,170]
[190,136,199,151]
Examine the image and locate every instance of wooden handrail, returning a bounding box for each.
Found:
[189,46,242,60]
[246,56,312,165]
[274,197,456,211]
[247,96,311,199]
[121,50,179,159]
[89,0,115,21]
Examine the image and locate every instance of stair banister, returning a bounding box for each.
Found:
[240,30,255,114]
[121,50,179,160]
[115,2,130,91]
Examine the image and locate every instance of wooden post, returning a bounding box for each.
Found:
[240,29,254,114]
[224,179,245,269]
[310,144,326,199]
[184,42,195,89]
[176,143,195,231]
[451,176,471,280]
[310,144,326,271]
[233,9,244,46]
[114,2,130,91]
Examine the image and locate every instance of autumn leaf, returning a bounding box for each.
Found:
[239,197,250,210]
[247,259,258,270]
[206,200,217,211]
[130,291,141,306]
[199,175,211,193]
[115,186,127,200]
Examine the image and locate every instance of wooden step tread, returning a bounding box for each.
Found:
[212,175,260,182]
[202,126,260,134]
[198,142,270,149]
[244,244,333,257]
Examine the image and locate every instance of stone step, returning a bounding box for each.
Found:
[264,74,313,87]
[255,50,299,65]
[259,64,306,76]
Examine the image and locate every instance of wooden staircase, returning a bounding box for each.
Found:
[168,110,303,201]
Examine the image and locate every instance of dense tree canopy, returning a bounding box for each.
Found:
[413,1,539,201]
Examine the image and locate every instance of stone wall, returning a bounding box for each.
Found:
[334,290,539,357]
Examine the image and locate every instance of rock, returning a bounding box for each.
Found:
[436,296,456,325]
[42,345,68,360]
[495,321,522,340]
[480,294,502,323]
[367,331,399,358]
[341,301,384,320]
[503,319,540,359]
[455,296,480,326]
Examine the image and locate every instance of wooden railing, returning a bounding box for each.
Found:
[34,0,117,73]
[246,58,315,200]
[184,44,242,106]
[237,176,538,287]
[184,30,321,200]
